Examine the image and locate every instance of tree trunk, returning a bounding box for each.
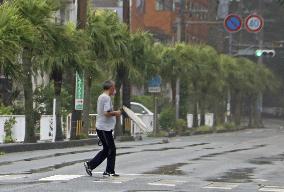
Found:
[193,100,199,128]
[171,79,176,106]
[234,91,242,127]
[248,94,253,128]
[53,69,63,141]
[82,70,92,136]
[200,100,205,126]
[23,48,36,143]
[252,94,259,128]
[213,97,224,126]
[192,84,199,128]
[114,73,122,138]
[255,92,263,128]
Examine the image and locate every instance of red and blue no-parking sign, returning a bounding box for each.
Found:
[224,14,242,33]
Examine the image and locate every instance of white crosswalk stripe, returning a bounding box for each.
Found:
[259,186,284,192]
[0,175,28,180]
[39,175,84,181]
[203,182,240,190]
[148,179,187,187]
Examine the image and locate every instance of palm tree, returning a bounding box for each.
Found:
[104,13,130,136]
[11,0,59,142]
[82,9,114,135]
[0,2,34,78]
[43,23,85,141]
[160,45,179,107]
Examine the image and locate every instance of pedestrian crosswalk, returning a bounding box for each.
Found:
[259,186,284,192]
[203,182,239,190]
[39,175,83,181]
[0,173,282,191]
[0,175,28,180]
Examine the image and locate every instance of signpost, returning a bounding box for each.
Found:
[245,14,264,33]
[224,14,242,33]
[148,76,161,136]
[75,72,84,110]
[148,75,161,93]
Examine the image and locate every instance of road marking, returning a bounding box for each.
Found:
[93,176,133,184]
[204,182,239,190]
[254,179,268,182]
[148,179,187,187]
[39,175,83,181]
[0,175,28,180]
[93,180,123,184]
[92,172,151,176]
[259,186,284,192]
[148,183,176,187]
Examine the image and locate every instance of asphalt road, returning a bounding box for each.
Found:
[0,119,284,192]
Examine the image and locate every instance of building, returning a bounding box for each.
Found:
[131,0,209,43]
[92,0,123,20]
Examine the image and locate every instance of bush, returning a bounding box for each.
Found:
[159,106,175,131]
[174,119,187,135]
[74,133,88,140]
[194,125,213,134]
[4,117,16,143]
[224,122,236,130]
[0,104,13,115]
[148,130,168,137]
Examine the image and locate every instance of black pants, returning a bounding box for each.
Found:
[89,129,116,173]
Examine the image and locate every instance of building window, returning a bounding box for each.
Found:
[155,0,173,11]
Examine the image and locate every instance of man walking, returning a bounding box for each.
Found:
[84,80,121,177]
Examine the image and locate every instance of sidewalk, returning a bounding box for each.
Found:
[0,138,99,153]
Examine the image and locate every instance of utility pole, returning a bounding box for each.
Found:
[122,0,131,135]
[256,0,264,127]
[175,0,185,120]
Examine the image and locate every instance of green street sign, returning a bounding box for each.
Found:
[75,72,84,110]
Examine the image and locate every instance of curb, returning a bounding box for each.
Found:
[116,136,135,142]
[0,138,99,153]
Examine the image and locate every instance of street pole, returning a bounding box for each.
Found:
[175,16,181,120]
[256,0,264,127]
[175,0,184,120]
[121,0,131,136]
[226,32,233,123]
[153,94,158,136]
[52,98,56,142]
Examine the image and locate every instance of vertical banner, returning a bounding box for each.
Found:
[75,71,84,110]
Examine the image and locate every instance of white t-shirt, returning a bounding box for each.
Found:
[96,93,116,131]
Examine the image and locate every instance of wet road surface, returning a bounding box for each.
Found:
[0,119,284,192]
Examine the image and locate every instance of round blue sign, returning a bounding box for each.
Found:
[224,14,242,33]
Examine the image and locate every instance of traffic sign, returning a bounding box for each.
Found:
[148,75,161,93]
[245,14,264,33]
[75,72,84,110]
[224,14,242,33]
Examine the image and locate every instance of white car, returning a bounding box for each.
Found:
[130,102,154,133]
[130,102,153,115]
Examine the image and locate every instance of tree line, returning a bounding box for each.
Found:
[0,0,278,142]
